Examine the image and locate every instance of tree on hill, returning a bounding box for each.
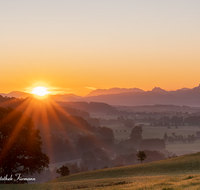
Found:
[0,107,49,183]
[97,126,114,139]
[56,165,70,176]
[130,126,143,149]
[163,133,168,141]
[137,151,147,163]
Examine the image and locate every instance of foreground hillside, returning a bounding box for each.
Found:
[52,152,200,182]
[1,152,200,190]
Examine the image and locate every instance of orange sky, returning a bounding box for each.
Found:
[1,1,200,96]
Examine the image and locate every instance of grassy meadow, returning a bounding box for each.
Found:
[1,152,200,190]
[2,175,200,190]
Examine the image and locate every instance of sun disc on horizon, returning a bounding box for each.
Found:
[31,86,50,97]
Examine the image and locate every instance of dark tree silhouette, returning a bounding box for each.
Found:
[97,126,114,139]
[56,165,70,176]
[136,151,147,163]
[163,133,168,141]
[130,126,143,149]
[0,107,49,181]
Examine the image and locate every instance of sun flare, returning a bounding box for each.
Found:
[31,86,50,97]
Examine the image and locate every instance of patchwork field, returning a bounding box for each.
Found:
[108,123,200,155]
[110,124,200,141]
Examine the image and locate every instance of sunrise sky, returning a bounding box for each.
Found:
[1,0,200,96]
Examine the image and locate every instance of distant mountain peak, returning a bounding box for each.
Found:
[86,88,144,97]
[1,91,29,98]
[151,87,168,94]
[179,88,189,91]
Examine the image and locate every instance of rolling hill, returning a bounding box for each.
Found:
[2,152,200,189]
[51,152,200,183]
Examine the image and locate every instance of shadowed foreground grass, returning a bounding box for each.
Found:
[1,152,200,190]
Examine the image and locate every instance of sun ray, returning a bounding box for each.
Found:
[38,102,54,163]
[0,93,97,165]
[47,102,66,132]
[50,99,89,131]
[0,98,37,163]
[0,97,32,127]
[0,96,25,108]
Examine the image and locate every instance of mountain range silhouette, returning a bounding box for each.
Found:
[1,85,200,106]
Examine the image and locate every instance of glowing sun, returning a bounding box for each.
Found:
[31,86,50,97]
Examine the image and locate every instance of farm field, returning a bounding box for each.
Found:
[166,141,200,155]
[142,125,200,139]
[109,123,199,140]
[110,124,200,141]
[106,123,200,155]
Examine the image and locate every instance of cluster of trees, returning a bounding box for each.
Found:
[99,113,200,131]
[151,115,200,126]
[0,95,25,109]
[163,132,196,143]
[118,126,166,151]
[41,124,166,173]
[33,162,89,183]
[0,105,169,184]
[56,165,70,176]
[81,149,112,170]
[117,116,135,128]
[41,124,115,163]
[74,126,166,170]
[0,107,49,184]
[53,148,164,179]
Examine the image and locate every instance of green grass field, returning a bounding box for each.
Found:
[1,152,200,190]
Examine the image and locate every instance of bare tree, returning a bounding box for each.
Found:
[137,151,147,163]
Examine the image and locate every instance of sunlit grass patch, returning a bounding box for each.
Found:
[1,175,200,190]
